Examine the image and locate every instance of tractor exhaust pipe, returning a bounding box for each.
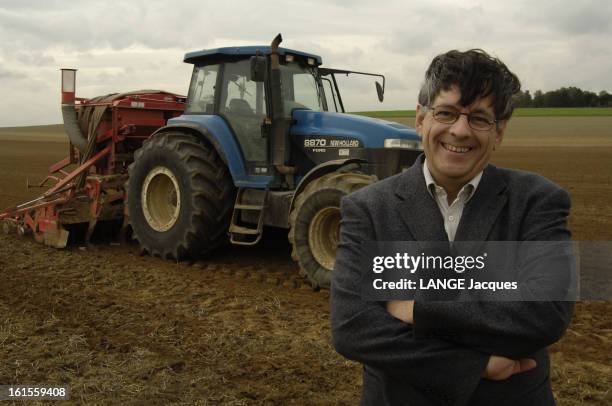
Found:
[269,34,296,179]
[269,34,288,167]
[60,68,88,152]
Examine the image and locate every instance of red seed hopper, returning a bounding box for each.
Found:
[0,69,185,247]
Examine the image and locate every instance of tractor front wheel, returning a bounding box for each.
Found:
[288,171,375,289]
[127,132,234,259]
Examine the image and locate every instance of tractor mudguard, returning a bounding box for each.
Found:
[288,158,366,219]
[153,115,248,182]
[151,122,229,165]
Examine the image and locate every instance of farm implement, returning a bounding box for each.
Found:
[0,84,185,248]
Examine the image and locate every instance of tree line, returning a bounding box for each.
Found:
[513,87,612,108]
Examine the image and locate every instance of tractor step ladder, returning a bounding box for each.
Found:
[229,188,268,246]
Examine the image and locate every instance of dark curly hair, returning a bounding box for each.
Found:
[418,49,521,121]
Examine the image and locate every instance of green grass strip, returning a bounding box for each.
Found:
[512,108,612,117]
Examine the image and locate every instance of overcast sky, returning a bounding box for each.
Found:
[0,0,610,127]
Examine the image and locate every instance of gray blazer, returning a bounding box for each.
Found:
[331,155,574,406]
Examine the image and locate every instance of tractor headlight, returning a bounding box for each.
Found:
[384,139,422,150]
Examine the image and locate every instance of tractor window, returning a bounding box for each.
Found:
[220,60,267,163]
[186,64,219,113]
[280,62,325,113]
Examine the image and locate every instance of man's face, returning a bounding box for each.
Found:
[415,85,506,188]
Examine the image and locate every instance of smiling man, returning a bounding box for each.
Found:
[331,49,574,405]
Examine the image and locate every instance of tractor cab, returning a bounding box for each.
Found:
[178,35,420,187]
[185,56,269,164]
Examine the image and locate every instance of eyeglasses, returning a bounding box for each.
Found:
[429,105,497,131]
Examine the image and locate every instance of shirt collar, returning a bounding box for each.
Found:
[423,158,483,202]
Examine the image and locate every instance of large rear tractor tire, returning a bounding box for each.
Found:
[127,132,234,260]
[288,171,376,289]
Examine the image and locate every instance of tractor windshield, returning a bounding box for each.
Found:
[280,62,325,114]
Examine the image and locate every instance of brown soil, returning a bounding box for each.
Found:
[0,122,610,405]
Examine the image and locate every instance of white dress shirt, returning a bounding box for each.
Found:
[423,159,483,241]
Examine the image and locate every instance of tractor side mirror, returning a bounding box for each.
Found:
[250,56,267,82]
[376,81,384,102]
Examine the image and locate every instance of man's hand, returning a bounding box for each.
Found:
[483,355,537,380]
[386,301,538,381]
[386,300,414,323]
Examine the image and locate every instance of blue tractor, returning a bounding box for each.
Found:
[127,34,421,288]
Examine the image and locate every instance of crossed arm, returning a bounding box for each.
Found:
[386,187,574,358]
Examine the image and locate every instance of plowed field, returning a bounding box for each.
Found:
[0,119,610,405]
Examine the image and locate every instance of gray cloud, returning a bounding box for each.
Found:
[515,0,612,36]
[15,52,55,65]
[0,0,64,11]
[0,65,27,80]
[0,5,203,52]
